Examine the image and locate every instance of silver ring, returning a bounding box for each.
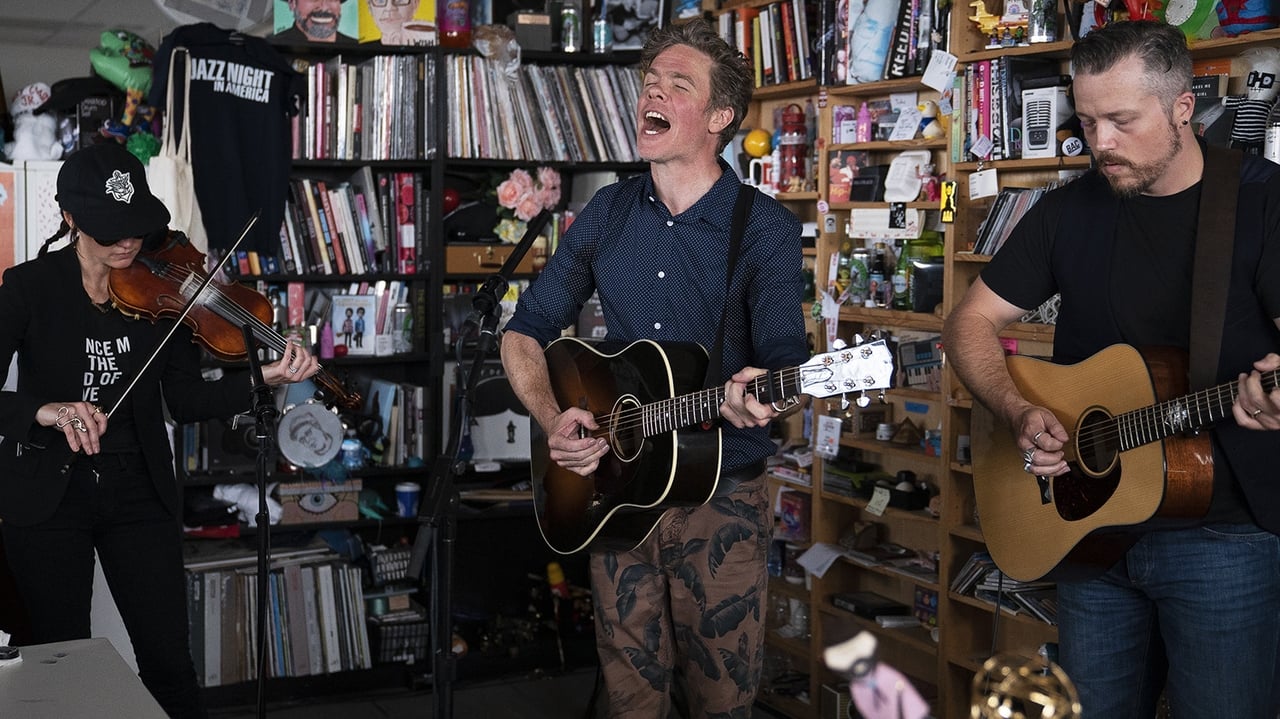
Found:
[288,366,300,374]
[1022,447,1035,465]
[1033,431,1043,446]
[1252,408,1263,418]
[1023,461,1032,474]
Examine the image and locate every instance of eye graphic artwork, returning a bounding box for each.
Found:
[298,492,340,514]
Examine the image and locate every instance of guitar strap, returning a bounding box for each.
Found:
[704,183,757,389]
[1188,143,1242,389]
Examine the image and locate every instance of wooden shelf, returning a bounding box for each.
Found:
[835,306,944,332]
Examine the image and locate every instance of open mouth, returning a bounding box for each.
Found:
[642,111,670,135]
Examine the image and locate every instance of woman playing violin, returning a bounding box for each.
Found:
[0,142,318,719]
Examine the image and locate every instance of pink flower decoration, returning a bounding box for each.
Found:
[538,166,561,192]
[497,168,535,210]
[514,194,544,221]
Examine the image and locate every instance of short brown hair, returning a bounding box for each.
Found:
[640,19,753,153]
[1071,20,1192,111]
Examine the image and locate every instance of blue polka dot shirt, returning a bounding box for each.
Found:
[504,162,809,471]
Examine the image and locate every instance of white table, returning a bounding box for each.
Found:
[0,637,167,718]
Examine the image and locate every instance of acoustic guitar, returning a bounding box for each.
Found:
[532,336,895,554]
[972,344,1278,582]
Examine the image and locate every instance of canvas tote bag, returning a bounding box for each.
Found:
[147,47,208,252]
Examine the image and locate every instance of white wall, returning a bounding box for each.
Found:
[1,44,103,103]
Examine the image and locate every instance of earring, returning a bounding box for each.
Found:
[1182,119,1190,126]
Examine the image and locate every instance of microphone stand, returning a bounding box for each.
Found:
[407,209,553,719]
[242,324,279,719]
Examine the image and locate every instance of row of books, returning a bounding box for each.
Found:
[291,53,436,162]
[269,279,416,351]
[970,176,1075,255]
[186,556,373,687]
[364,377,429,466]
[953,57,1061,163]
[717,0,814,88]
[950,551,1057,625]
[278,168,425,277]
[445,57,641,163]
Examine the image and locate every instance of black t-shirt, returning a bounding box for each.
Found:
[982,175,1280,525]
[150,24,302,255]
[83,302,140,454]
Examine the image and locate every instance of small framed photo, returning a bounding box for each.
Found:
[331,294,377,357]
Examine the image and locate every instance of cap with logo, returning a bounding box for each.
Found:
[56,142,170,243]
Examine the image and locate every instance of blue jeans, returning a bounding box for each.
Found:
[1057,524,1280,719]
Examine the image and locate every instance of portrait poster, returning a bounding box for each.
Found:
[356,0,438,45]
[331,294,378,356]
[273,0,360,43]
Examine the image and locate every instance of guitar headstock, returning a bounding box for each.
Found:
[796,339,895,400]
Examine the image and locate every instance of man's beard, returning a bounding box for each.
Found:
[301,13,339,39]
[1095,121,1183,198]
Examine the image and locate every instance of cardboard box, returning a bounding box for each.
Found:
[277,479,362,524]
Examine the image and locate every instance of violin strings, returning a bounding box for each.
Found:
[151,263,319,371]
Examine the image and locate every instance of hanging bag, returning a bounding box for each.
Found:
[147,47,208,252]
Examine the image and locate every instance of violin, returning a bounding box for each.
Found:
[108,230,363,411]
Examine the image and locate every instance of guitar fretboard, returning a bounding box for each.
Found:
[638,367,806,436]
[1112,369,1279,451]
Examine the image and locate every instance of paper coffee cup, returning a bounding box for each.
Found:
[395,481,421,518]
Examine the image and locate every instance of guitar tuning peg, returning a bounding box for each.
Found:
[832,338,848,350]
[856,392,871,408]
[841,393,852,410]
[853,333,865,345]
[877,389,887,404]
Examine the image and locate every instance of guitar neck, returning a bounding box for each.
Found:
[642,367,804,436]
[1116,369,1280,450]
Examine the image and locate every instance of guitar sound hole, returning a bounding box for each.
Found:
[610,396,644,462]
[1076,407,1119,477]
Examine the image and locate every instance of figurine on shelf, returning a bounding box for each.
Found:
[1222,46,1280,155]
[4,83,61,162]
[824,632,931,719]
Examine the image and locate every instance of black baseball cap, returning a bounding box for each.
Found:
[56,142,170,244]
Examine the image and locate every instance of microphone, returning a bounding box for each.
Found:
[462,208,554,336]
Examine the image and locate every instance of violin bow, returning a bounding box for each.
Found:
[104,210,261,420]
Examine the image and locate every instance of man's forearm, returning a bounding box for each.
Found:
[499,331,563,431]
[943,310,1031,427]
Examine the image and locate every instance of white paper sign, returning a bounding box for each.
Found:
[889,92,918,111]
[866,486,891,516]
[921,50,958,92]
[889,107,923,141]
[969,168,1000,200]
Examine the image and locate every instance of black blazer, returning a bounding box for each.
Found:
[0,246,251,526]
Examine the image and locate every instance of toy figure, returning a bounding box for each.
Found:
[1222,46,1280,154]
[4,83,62,162]
[824,631,931,719]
